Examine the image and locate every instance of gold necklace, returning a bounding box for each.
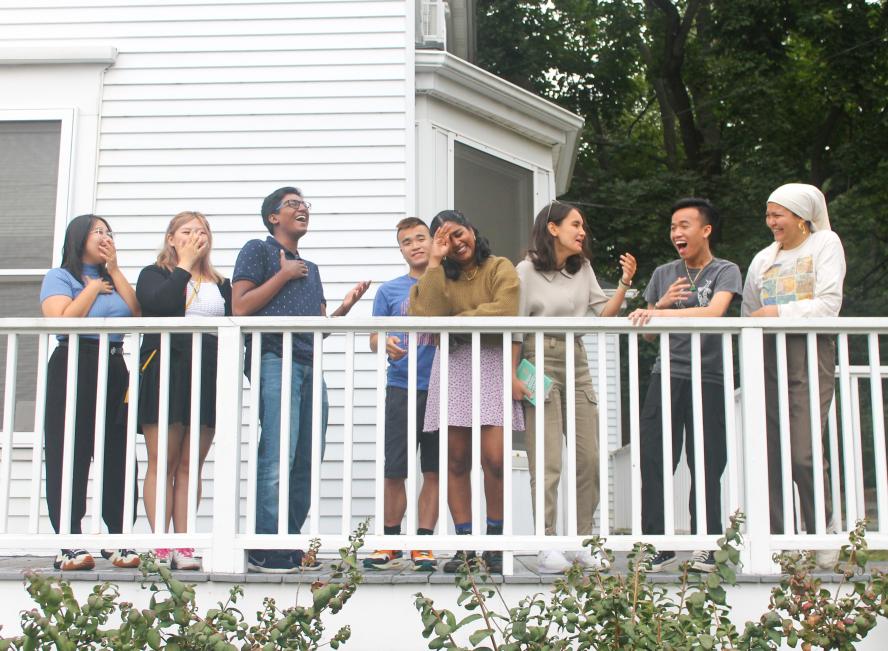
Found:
[683,257,711,292]
[462,266,479,281]
[185,276,202,309]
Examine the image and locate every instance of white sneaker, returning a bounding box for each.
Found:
[170,548,201,571]
[571,548,610,571]
[537,549,572,574]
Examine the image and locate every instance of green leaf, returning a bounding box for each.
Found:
[469,628,495,646]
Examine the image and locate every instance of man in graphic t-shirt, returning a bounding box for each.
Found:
[629,198,742,574]
[363,217,440,571]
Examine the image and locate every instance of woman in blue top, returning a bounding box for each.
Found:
[40,214,140,571]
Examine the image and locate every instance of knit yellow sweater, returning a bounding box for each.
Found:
[408,256,519,320]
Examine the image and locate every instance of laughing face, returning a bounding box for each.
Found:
[397,224,431,271]
[670,206,711,260]
[270,193,310,239]
[765,202,806,248]
[548,208,587,260]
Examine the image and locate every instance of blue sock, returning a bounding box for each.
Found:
[454,522,472,535]
[486,518,503,536]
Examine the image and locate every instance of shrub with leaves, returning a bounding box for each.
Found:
[415,513,888,650]
[0,520,367,650]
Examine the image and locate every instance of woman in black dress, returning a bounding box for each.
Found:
[137,211,231,570]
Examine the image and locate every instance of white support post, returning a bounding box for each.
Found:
[501,332,514,575]
[405,331,417,535]
[208,324,244,573]
[659,333,674,536]
[342,332,355,532]
[565,332,577,537]
[187,332,202,533]
[837,334,858,527]
[245,332,262,535]
[374,329,386,536]
[776,333,794,535]
[28,334,49,533]
[868,334,887,533]
[279,332,293,535]
[59,335,79,535]
[533,331,545,537]
[309,331,324,535]
[470,331,481,534]
[596,332,609,537]
[437,333,449,533]
[739,327,772,574]
[628,333,642,535]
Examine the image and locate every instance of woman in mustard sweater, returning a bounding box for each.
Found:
[409,210,522,574]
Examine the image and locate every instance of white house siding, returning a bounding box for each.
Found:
[0,0,412,534]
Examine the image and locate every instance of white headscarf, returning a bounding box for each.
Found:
[767,183,831,232]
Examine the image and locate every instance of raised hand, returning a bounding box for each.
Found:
[655,277,692,309]
[97,237,119,272]
[177,231,209,271]
[429,222,454,265]
[280,250,309,280]
[342,280,371,310]
[619,253,637,285]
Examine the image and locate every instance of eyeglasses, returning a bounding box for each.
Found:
[90,228,114,239]
[276,199,311,212]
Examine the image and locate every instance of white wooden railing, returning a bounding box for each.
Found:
[0,317,885,575]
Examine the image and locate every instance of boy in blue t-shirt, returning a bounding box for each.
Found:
[232,186,369,573]
[364,217,440,571]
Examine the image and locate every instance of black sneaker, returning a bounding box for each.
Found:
[689,550,716,573]
[481,550,503,574]
[247,549,298,574]
[443,550,477,574]
[646,550,676,572]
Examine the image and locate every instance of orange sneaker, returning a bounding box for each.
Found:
[411,549,437,571]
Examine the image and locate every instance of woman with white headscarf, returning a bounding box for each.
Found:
[742,183,845,540]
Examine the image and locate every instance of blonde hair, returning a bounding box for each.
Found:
[156,211,223,284]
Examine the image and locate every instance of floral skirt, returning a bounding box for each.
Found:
[423,341,525,432]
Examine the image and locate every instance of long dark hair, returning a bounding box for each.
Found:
[527,201,590,274]
[428,210,492,280]
[60,214,112,282]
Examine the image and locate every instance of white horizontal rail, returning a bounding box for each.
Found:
[0,317,883,577]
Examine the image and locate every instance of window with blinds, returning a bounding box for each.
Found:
[0,120,61,432]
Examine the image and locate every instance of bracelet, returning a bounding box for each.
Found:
[618,278,632,290]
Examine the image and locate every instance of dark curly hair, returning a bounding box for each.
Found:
[428,210,492,280]
[527,201,590,274]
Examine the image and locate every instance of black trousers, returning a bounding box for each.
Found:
[640,374,727,536]
[44,341,137,534]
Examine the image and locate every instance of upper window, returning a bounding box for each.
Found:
[453,141,534,263]
[0,119,63,432]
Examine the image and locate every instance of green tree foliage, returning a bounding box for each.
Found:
[477,0,888,313]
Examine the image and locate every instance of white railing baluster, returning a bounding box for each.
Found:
[245,332,262,535]
[827,399,842,530]
[437,332,449,534]
[739,327,772,573]
[155,332,171,535]
[0,334,18,533]
[837,334,857,528]
[187,332,202,534]
[29,334,49,533]
[776,333,794,534]
[721,334,738,515]
[342,332,355,532]
[501,331,513,574]
[565,332,577,537]
[596,332,609,537]
[209,323,244,573]
[470,331,481,535]
[659,333,674,536]
[309,331,323,535]
[628,333,642,535]
[690,333,706,536]
[123,333,139,535]
[89,333,109,535]
[59,334,79,535]
[405,331,417,535]
[278,332,293,535]
[374,329,386,536]
[868,334,887,533]
[850,377,866,523]
[533,331,544,537]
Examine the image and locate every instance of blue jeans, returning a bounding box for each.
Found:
[256,352,328,535]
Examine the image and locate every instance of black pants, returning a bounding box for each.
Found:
[44,341,136,534]
[640,374,727,535]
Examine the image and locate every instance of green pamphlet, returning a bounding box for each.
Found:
[516,358,554,406]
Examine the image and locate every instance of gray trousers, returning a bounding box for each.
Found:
[764,334,835,534]
[524,336,599,536]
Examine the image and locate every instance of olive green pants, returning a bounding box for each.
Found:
[524,336,600,535]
